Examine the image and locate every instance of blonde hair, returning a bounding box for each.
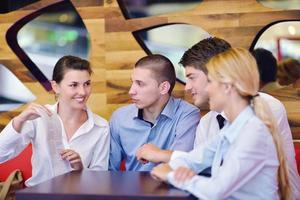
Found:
[206,48,291,199]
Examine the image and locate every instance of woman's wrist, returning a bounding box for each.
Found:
[12,115,26,133]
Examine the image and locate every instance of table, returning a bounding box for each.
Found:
[16,170,196,200]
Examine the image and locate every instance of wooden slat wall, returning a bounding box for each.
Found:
[0,0,299,143]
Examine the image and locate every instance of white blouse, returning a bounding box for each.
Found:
[0,103,110,186]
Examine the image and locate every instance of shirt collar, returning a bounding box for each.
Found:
[133,96,175,120]
[47,102,105,131]
[160,97,175,119]
[219,106,254,144]
[219,111,228,120]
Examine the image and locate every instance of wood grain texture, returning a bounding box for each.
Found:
[0,0,299,140]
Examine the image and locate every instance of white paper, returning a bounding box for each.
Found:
[38,109,72,176]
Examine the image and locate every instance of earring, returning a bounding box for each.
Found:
[55,93,60,101]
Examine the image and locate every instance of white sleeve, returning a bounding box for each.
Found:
[0,120,35,163]
[170,150,189,160]
[169,139,218,173]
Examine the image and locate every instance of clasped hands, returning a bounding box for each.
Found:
[151,164,196,184]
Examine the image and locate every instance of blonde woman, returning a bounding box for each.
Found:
[151,48,290,199]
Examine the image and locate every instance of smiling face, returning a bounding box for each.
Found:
[184,66,209,107]
[128,68,163,109]
[52,69,91,110]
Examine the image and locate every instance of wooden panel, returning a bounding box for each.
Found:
[0,0,299,141]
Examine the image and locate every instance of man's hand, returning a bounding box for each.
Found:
[151,163,172,182]
[136,143,172,164]
[173,167,196,184]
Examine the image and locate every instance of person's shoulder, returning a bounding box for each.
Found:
[44,103,56,111]
[259,92,280,103]
[113,104,136,114]
[85,107,108,128]
[259,92,286,113]
[92,113,109,128]
[173,97,199,112]
[245,115,269,136]
[110,104,136,120]
[238,115,275,152]
[201,110,218,121]
[239,115,271,145]
[198,111,219,130]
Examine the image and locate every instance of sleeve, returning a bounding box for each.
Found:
[274,101,295,157]
[108,112,125,171]
[169,139,217,173]
[88,124,110,170]
[0,120,35,163]
[168,125,275,200]
[170,106,200,151]
[170,150,189,160]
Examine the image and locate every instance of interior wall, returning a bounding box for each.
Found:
[0,0,299,143]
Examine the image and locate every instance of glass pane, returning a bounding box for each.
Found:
[257,0,300,9]
[0,64,35,112]
[6,1,90,91]
[252,21,300,139]
[118,0,202,19]
[254,22,300,60]
[134,24,210,83]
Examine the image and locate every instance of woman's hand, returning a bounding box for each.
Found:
[173,167,196,184]
[61,149,83,170]
[12,103,52,132]
[151,163,172,182]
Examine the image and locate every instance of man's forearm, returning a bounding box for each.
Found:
[157,149,173,163]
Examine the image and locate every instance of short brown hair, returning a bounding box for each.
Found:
[179,37,231,74]
[135,54,176,95]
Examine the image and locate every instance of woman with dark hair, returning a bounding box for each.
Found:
[0,55,109,186]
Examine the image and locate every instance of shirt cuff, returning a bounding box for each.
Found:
[167,171,176,184]
[1,121,22,139]
[170,150,188,160]
[167,171,195,189]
